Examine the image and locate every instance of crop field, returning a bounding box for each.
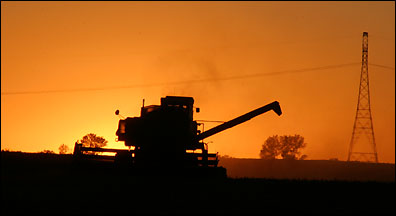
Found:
[2,152,395,215]
[219,157,395,182]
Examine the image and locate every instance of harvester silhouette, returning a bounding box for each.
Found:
[74,96,282,176]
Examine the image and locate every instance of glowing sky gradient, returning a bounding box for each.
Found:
[2,2,395,163]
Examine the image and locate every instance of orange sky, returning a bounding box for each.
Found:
[1,2,395,163]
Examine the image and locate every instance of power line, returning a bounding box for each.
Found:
[0,62,361,95]
[369,63,395,70]
[2,62,392,96]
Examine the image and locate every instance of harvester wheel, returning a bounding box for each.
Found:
[114,151,133,167]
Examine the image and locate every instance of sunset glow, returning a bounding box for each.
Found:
[1,2,394,163]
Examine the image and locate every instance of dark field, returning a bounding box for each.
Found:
[219,157,395,182]
[2,152,395,215]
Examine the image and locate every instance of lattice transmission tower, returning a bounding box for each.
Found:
[348,32,378,163]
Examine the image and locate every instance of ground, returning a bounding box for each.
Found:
[2,152,395,215]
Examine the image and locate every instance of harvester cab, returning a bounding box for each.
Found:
[115,96,209,168]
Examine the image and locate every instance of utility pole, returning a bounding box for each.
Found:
[348,32,378,163]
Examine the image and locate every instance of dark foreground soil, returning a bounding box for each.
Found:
[2,152,395,215]
[219,157,395,182]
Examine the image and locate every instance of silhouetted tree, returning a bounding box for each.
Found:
[219,154,235,159]
[58,144,69,154]
[260,135,307,160]
[40,150,55,154]
[76,133,108,155]
[260,135,281,159]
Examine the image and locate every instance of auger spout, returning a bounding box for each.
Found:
[196,101,282,141]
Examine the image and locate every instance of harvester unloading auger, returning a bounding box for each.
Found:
[74,96,282,176]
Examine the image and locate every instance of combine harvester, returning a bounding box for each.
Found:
[73,96,282,177]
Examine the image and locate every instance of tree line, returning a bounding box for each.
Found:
[38,133,108,154]
[260,134,307,160]
[38,133,307,160]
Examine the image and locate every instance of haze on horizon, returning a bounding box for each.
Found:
[1,2,395,163]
